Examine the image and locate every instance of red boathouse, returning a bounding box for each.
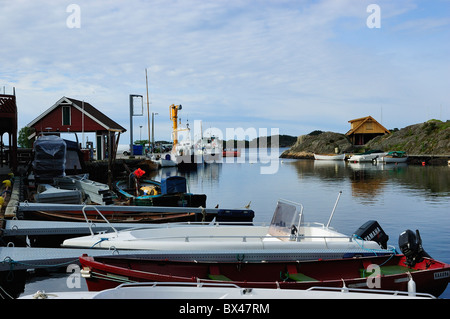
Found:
[27,97,126,160]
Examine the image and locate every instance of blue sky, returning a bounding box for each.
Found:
[1,0,449,144]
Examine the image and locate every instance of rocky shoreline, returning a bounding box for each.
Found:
[280,120,450,165]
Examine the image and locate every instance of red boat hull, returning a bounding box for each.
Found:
[79,254,450,297]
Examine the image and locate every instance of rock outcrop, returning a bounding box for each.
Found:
[280,120,450,159]
[280,131,353,159]
[366,120,450,155]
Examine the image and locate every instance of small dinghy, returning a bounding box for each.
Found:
[313,153,346,161]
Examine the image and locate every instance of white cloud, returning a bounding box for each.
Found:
[1,0,449,142]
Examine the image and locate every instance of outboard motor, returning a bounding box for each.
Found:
[398,229,431,267]
[354,220,389,249]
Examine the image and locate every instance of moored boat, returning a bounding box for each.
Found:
[20,282,436,299]
[17,202,255,224]
[114,175,207,208]
[79,254,450,297]
[62,199,393,258]
[380,151,408,163]
[348,150,386,162]
[150,153,178,167]
[314,153,346,160]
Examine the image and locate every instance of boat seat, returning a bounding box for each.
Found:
[288,273,318,282]
[359,265,417,278]
[208,265,232,281]
[286,264,318,282]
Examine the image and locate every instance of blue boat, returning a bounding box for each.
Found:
[114,176,207,208]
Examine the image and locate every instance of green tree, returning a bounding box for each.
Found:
[18,126,33,148]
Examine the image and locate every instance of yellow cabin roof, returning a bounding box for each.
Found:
[346,116,390,136]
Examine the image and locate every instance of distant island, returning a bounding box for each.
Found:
[280,119,450,161]
[222,135,297,148]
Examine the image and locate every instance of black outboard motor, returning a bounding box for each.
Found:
[354,220,389,249]
[398,229,431,267]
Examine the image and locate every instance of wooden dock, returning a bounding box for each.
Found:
[407,154,450,165]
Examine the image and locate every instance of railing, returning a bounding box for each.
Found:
[81,205,118,236]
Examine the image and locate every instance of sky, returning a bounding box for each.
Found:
[1,0,449,145]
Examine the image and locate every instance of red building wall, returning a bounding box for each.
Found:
[31,106,106,133]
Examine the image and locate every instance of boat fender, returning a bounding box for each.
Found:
[398,229,431,267]
[407,273,416,296]
[353,220,389,249]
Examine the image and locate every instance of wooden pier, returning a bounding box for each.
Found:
[407,154,450,165]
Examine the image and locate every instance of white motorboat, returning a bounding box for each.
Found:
[380,151,408,163]
[348,150,386,162]
[20,282,435,299]
[313,153,346,161]
[150,153,178,167]
[62,199,394,259]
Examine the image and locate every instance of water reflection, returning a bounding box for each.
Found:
[149,163,223,191]
[287,159,449,204]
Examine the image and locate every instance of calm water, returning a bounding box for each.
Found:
[20,148,450,298]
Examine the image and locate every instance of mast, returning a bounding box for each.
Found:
[146,69,151,151]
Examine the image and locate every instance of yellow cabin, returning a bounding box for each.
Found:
[346,116,390,145]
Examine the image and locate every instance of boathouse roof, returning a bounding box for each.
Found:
[27,96,126,134]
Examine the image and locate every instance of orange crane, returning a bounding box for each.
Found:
[169,104,182,146]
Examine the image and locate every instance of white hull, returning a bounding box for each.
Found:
[380,156,408,163]
[20,282,435,299]
[314,154,345,160]
[63,223,381,251]
[62,200,390,258]
[348,152,386,162]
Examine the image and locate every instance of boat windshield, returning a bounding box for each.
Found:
[268,200,303,241]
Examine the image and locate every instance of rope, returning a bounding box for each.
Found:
[352,234,381,256]
[31,290,59,299]
[2,256,79,270]
[0,285,14,299]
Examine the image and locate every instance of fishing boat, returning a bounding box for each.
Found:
[313,153,346,161]
[169,104,203,168]
[62,198,394,258]
[20,282,436,299]
[78,254,450,297]
[380,151,408,163]
[348,150,386,162]
[114,175,207,208]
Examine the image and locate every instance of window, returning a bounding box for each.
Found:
[62,106,71,125]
